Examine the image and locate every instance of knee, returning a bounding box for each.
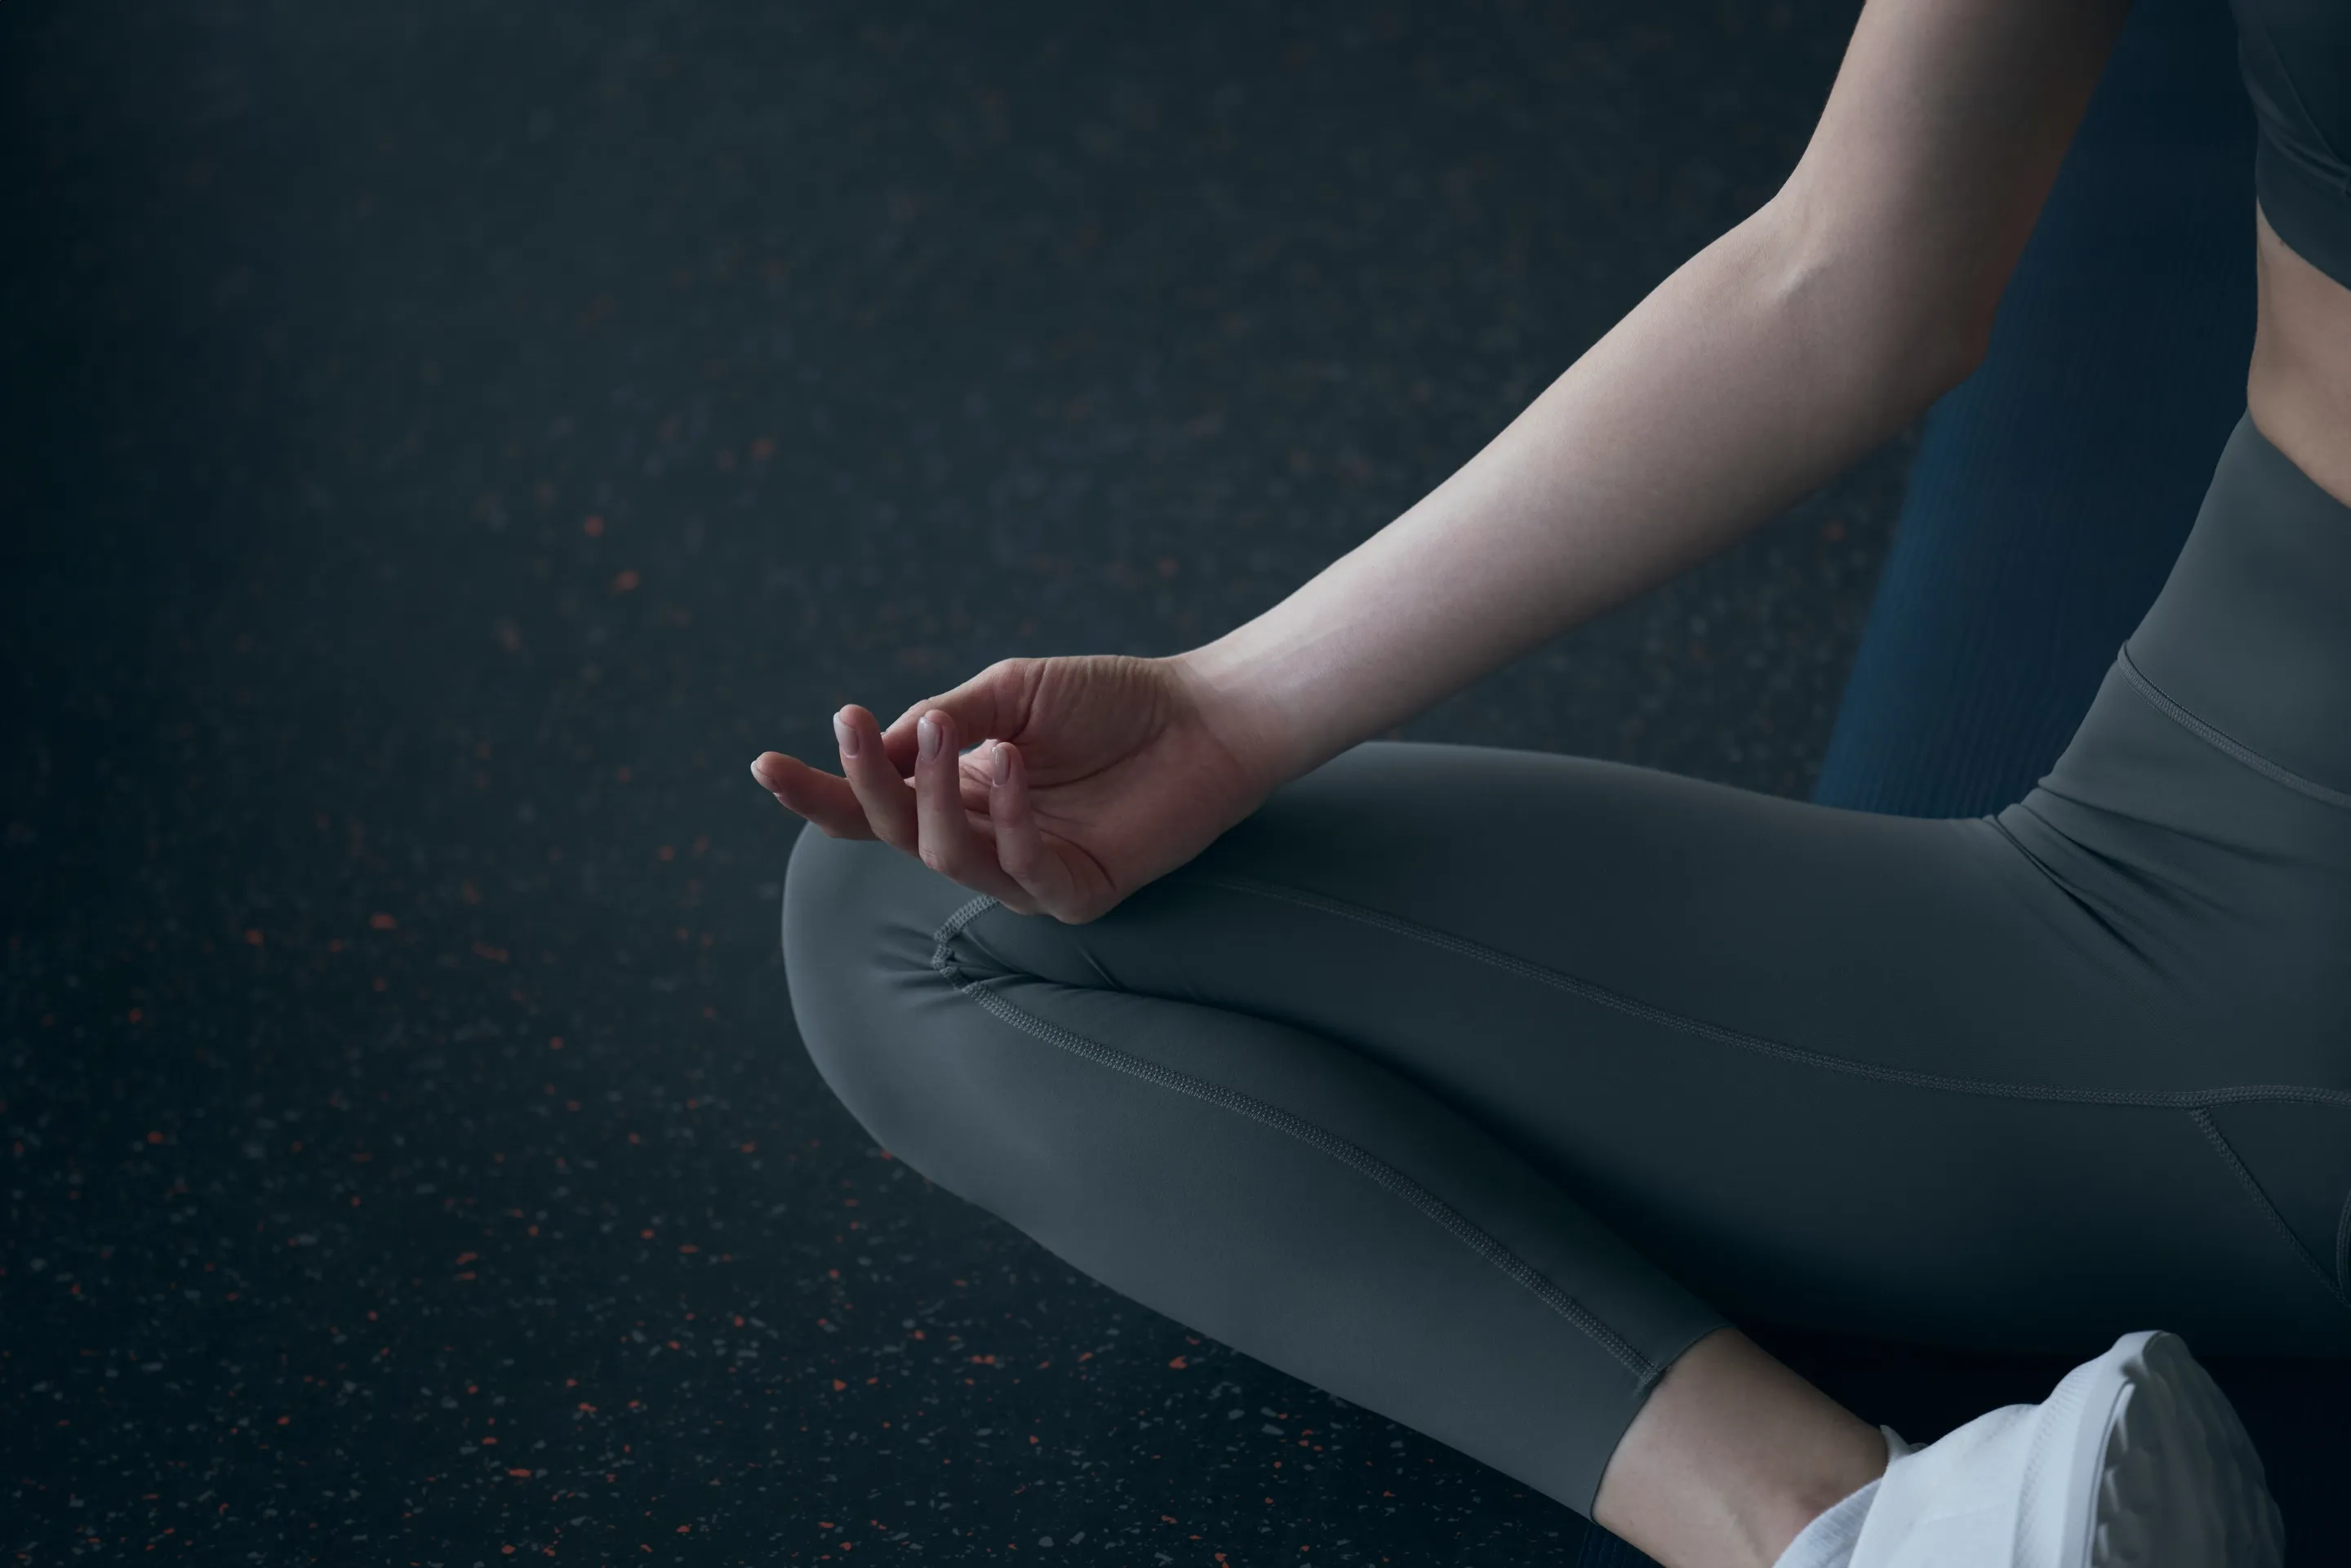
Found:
[779,821,980,1165]
[780,818,901,985]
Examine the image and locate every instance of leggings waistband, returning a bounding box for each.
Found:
[2115,641,2351,813]
[2123,411,2351,798]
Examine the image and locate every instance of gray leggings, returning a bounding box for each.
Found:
[781,411,2351,1520]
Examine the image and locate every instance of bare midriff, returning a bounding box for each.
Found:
[2247,202,2351,509]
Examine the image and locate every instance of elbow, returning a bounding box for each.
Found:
[1747,198,1993,421]
[1929,299,1996,399]
[1846,279,1991,427]
[1909,309,1990,411]
[1863,255,1996,413]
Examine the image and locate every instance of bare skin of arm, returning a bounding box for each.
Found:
[750,0,2350,1561]
[1177,0,2141,789]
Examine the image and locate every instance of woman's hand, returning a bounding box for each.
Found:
[750,653,1283,922]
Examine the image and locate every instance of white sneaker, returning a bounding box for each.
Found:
[1847,1330,2284,1568]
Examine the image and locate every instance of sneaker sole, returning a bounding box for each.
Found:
[2015,1329,2285,1568]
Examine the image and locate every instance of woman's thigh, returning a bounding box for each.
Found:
[789,708,2351,1361]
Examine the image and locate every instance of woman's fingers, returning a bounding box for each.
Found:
[834,704,921,850]
[878,658,1033,778]
[756,699,1063,916]
[986,740,1087,919]
[749,751,876,840]
[911,708,1035,908]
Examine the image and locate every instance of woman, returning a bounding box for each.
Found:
[753,0,2351,1562]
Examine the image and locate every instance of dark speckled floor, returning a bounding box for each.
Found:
[7,1,2335,1564]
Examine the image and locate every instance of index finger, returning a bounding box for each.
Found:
[750,752,877,840]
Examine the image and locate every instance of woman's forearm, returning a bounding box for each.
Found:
[1174,200,1982,788]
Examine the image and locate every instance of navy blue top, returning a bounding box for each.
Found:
[2234,0,2351,287]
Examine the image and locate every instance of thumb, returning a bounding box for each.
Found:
[875,657,1039,775]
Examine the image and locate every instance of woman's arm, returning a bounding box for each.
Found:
[1179,0,2133,789]
[757,0,2135,921]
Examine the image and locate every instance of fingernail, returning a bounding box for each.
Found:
[833,712,858,758]
[918,713,940,762]
[989,741,1007,787]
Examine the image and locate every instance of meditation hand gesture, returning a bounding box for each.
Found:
[750,653,1282,923]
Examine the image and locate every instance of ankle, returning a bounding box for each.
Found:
[1756,1475,1876,1566]
[1592,1330,1892,1568]
[1598,1439,1887,1568]
[1753,1428,1892,1566]
[1763,1471,1887,1568]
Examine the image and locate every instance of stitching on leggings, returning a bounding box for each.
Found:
[2338,1188,2351,1301]
[1196,874,2351,1113]
[2187,1109,2351,1313]
[2115,641,2351,811]
[927,893,1664,1389]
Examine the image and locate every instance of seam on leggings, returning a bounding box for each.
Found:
[1195,874,2351,1114]
[2338,1188,2351,1301]
[2187,1108,2351,1313]
[927,892,1664,1390]
[2114,641,2351,811]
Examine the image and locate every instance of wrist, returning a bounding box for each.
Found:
[1164,638,1313,797]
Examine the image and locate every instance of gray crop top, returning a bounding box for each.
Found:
[2233,0,2351,288]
